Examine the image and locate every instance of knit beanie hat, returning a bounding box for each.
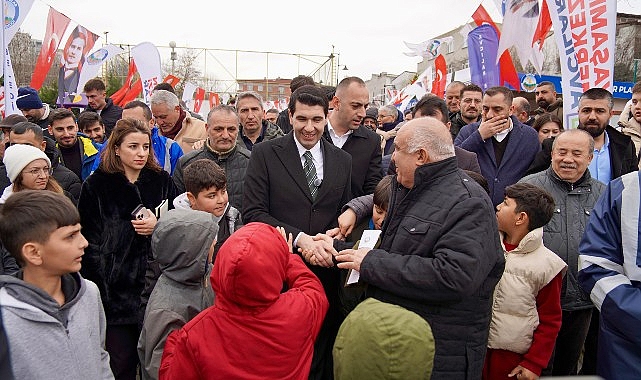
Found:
[3,144,51,183]
[16,87,44,110]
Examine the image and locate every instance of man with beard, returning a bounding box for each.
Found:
[16,87,54,133]
[533,81,563,125]
[527,88,637,180]
[449,84,483,142]
[236,91,284,151]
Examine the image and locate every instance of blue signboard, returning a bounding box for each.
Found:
[517,73,634,99]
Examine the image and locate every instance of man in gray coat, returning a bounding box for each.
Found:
[519,129,605,376]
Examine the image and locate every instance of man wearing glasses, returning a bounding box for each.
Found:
[450,84,483,142]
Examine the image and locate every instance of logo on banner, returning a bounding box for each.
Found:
[3,0,20,29]
[143,77,159,100]
[521,74,537,92]
[86,49,109,65]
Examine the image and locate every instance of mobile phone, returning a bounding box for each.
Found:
[131,204,148,220]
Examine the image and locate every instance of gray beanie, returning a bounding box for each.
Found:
[3,144,51,183]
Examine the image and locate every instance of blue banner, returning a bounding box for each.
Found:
[468,24,500,92]
[517,73,635,100]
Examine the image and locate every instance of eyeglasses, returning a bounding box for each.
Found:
[23,166,53,177]
[377,114,392,119]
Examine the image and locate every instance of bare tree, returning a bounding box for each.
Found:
[8,31,38,86]
[162,48,204,98]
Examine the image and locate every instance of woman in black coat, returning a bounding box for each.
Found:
[78,118,176,380]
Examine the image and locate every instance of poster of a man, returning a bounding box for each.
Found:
[58,26,97,101]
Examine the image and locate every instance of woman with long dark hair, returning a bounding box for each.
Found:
[79,118,176,380]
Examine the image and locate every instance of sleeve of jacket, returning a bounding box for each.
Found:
[78,180,108,299]
[159,329,200,380]
[578,177,641,347]
[360,196,503,303]
[363,138,383,195]
[0,243,18,275]
[526,138,553,176]
[85,279,114,380]
[172,158,186,195]
[139,309,186,380]
[454,124,484,152]
[168,142,184,177]
[620,139,639,176]
[242,144,303,238]
[66,174,82,202]
[283,253,329,340]
[467,151,482,174]
[342,194,374,224]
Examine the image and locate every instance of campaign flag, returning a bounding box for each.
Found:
[30,7,71,90]
[193,87,205,113]
[1,2,19,116]
[131,42,162,103]
[496,0,543,73]
[471,3,520,89]
[76,44,124,92]
[533,0,552,47]
[432,54,447,97]
[182,82,197,111]
[112,59,137,106]
[403,37,454,58]
[208,92,220,109]
[545,0,616,128]
[118,79,142,107]
[58,25,99,101]
[3,0,35,44]
[468,24,501,91]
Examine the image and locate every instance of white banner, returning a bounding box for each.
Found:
[77,44,125,92]
[1,2,20,116]
[182,82,197,111]
[131,42,162,104]
[3,0,35,44]
[546,0,616,128]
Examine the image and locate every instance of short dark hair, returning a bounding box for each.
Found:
[83,78,106,93]
[11,122,43,141]
[289,85,328,116]
[580,88,614,110]
[0,190,79,266]
[412,95,449,123]
[504,183,555,231]
[153,82,175,94]
[536,81,555,89]
[48,108,75,125]
[484,86,514,105]
[77,111,104,131]
[184,159,227,196]
[632,81,641,95]
[290,75,315,92]
[266,108,279,115]
[373,175,393,212]
[532,113,563,132]
[123,100,153,121]
[460,83,483,98]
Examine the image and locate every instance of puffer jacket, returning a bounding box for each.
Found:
[238,119,284,151]
[172,141,250,211]
[519,167,605,310]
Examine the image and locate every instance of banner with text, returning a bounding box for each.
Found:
[468,24,500,91]
[131,42,162,104]
[545,0,616,128]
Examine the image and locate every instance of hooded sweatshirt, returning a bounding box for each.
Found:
[0,272,113,380]
[138,209,218,380]
[159,222,329,380]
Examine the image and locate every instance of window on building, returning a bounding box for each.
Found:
[279,86,284,94]
[258,85,263,91]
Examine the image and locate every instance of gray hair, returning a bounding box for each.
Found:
[236,91,264,109]
[552,128,594,152]
[379,105,398,118]
[150,89,179,108]
[207,105,239,122]
[406,118,455,161]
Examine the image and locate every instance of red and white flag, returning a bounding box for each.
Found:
[30,7,71,90]
[193,87,205,113]
[112,59,137,106]
[208,92,220,109]
[496,0,543,73]
[432,54,447,97]
[162,75,181,87]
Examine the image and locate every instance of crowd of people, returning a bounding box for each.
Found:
[0,73,639,380]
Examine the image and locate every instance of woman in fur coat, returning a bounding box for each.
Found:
[78,118,176,380]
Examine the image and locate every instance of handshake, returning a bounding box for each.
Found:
[295,228,369,272]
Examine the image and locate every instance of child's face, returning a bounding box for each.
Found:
[372,205,387,230]
[33,223,87,274]
[495,197,518,233]
[190,186,228,217]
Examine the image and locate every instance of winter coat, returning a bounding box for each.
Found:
[361,157,505,380]
[83,97,123,135]
[579,171,641,380]
[519,168,605,310]
[159,222,328,380]
[138,209,217,380]
[79,167,176,325]
[0,272,113,380]
[238,119,284,151]
[151,127,183,175]
[488,228,567,354]
[172,141,251,211]
[171,113,207,154]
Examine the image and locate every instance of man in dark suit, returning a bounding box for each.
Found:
[243,85,352,380]
[526,88,638,181]
[324,77,382,197]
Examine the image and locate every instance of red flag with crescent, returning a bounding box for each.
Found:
[30,7,71,90]
[193,87,205,113]
[431,54,447,97]
[208,92,220,109]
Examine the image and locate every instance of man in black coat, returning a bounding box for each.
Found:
[243,85,352,380]
[81,78,122,136]
[526,88,638,180]
[336,117,504,380]
[323,77,382,198]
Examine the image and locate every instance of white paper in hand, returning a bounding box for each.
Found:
[346,229,382,285]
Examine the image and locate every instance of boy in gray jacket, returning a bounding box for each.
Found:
[0,190,113,380]
[138,208,218,380]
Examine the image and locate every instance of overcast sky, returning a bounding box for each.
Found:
[19,0,641,86]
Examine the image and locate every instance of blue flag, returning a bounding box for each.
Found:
[467,24,500,91]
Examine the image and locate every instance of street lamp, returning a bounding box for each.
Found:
[169,41,177,74]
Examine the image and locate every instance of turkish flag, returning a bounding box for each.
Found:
[30,7,71,90]
[432,54,447,97]
[118,80,143,107]
[533,0,552,48]
[193,87,205,113]
[208,92,220,109]
[163,75,181,87]
[112,59,137,106]
[471,4,520,90]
